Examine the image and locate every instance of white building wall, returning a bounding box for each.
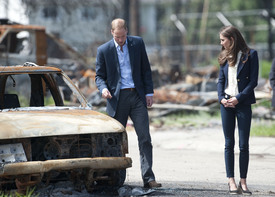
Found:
[26,0,123,54]
[0,0,28,24]
[140,2,157,45]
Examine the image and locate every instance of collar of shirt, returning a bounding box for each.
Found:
[113,37,135,89]
[113,38,128,50]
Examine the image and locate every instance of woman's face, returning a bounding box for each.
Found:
[220,34,231,50]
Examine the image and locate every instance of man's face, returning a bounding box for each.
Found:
[111,28,127,47]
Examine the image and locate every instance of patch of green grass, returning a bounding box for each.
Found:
[252,99,271,109]
[0,187,38,197]
[44,96,55,106]
[151,109,275,137]
[251,120,275,137]
[18,95,29,107]
[151,111,220,128]
[260,59,272,79]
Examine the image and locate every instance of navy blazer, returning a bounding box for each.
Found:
[217,49,259,105]
[95,36,154,117]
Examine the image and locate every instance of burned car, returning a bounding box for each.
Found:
[0,63,132,193]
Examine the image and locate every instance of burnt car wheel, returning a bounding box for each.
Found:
[115,169,126,187]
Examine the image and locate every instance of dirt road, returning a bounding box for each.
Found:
[124,125,275,197]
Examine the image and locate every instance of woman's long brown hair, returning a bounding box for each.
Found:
[218,26,250,66]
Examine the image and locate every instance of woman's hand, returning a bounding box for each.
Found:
[227,97,238,106]
[221,98,236,108]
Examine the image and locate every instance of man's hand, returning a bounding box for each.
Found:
[146,95,153,107]
[102,88,112,99]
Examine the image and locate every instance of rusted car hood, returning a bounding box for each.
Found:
[0,107,124,139]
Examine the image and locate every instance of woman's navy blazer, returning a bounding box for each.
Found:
[217,49,259,105]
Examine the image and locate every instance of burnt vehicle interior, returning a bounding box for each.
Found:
[0,70,72,109]
[0,68,128,193]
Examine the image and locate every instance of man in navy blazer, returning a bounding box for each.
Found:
[95,18,161,188]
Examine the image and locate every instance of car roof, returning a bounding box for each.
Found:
[0,65,62,75]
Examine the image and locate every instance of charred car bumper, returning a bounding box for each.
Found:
[0,157,132,176]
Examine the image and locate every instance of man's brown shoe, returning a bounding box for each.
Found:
[144,180,162,188]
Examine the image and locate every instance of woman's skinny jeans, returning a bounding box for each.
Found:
[220,104,251,179]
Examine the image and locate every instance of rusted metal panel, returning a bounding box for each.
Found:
[0,65,61,74]
[0,109,125,139]
[122,131,129,154]
[61,72,89,107]
[0,25,46,48]
[15,174,42,194]
[0,28,11,44]
[0,157,132,176]
[35,29,47,66]
[0,25,45,31]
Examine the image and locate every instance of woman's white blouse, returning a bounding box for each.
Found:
[225,52,242,97]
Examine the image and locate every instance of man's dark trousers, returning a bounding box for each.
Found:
[114,89,155,184]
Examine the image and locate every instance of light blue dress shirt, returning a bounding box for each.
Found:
[113,38,153,96]
[114,39,135,89]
